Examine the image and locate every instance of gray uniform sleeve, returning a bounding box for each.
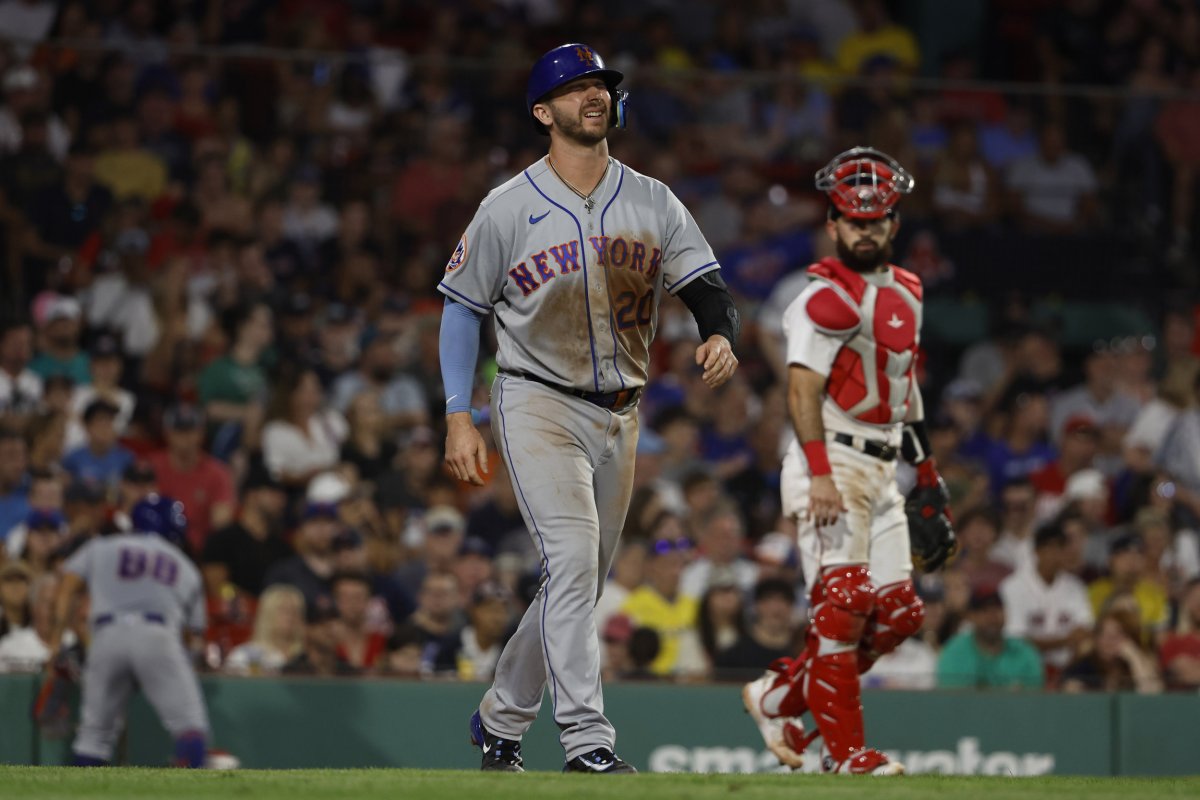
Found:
[181,561,206,633]
[437,206,511,313]
[62,540,94,581]
[660,190,720,295]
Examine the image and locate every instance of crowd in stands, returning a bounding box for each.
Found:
[1,0,1200,695]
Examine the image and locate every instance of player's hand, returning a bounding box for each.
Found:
[696,335,738,388]
[807,474,846,528]
[445,412,489,486]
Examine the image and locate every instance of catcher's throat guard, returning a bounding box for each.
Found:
[815,147,915,220]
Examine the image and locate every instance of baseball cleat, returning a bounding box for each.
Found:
[742,673,807,769]
[823,748,905,776]
[563,748,637,774]
[469,709,524,772]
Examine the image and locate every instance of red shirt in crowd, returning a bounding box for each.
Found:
[147,450,235,554]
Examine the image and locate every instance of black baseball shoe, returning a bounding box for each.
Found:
[563,748,637,774]
[469,710,524,772]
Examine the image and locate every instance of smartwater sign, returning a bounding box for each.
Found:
[647,737,1056,775]
[604,684,1111,776]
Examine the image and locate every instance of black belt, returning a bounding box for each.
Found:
[501,371,641,412]
[831,433,899,462]
[94,612,166,629]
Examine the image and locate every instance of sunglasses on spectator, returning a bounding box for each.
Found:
[652,537,693,555]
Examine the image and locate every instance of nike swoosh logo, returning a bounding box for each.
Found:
[447,395,458,404]
[482,742,492,754]
[529,210,551,224]
[585,761,614,771]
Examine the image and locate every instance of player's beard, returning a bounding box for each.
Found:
[550,104,609,146]
[836,236,892,272]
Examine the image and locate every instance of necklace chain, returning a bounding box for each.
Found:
[547,157,609,211]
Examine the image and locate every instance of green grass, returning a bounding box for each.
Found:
[2,767,1197,800]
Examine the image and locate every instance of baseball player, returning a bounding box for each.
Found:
[50,494,210,767]
[741,148,956,776]
[439,43,740,773]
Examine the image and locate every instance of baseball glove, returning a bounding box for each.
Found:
[33,644,83,739]
[906,462,957,572]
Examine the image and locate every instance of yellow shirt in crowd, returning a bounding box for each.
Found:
[620,587,699,677]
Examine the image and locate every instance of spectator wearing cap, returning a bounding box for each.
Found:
[1157,371,1200,498]
[409,571,465,673]
[0,109,61,217]
[982,382,1057,500]
[463,462,529,557]
[452,536,496,610]
[380,622,425,678]
[198,301,273,460]
[114,460,157,526]
[330,329,428,435]
[0,568,58,673]
[620,536,707,678]
[680,503,759,600]
[0,320,41,424]
[61,399,134,495]
[0,64,68,157]
[29,294,88,384]
[998,519,1094,680]
[332,571,389,670]
[1030,415,1101,521]
[12,508,66,579]
[315,303,362,386]
[65,333,133,452]
[1049,343,1142,461]
[396,505,466,599]
[281,164,338,260]
[263,501,341,613]
[275,291,319,369]
[262,368,348,489]
[936,590,1044,690]
[433,580,514,681]
[711,577,794,681]
[1087,533,1170,639]
[80,216,160,359]
[3,468,62,559]
[223,584,306,676]
[202,461,291,597]
[24,143,112,288]
[282,602,360,677]
[0,429,31,543]
[62,479,106,542]
[147,403,235,554]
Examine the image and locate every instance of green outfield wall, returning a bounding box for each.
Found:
[1,675,1196,775]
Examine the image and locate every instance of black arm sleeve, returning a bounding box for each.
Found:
[675,271,741,347]
[901,419,933,464]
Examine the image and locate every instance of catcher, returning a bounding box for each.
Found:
[742,147,955,776]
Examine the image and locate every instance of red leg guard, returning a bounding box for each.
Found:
[857,579,924,672]
[804,649,865,761]
[811,565,875,643]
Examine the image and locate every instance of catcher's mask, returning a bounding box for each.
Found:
[815,147,915,220]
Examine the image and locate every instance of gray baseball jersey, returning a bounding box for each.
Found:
[64,534,209,763]
[438,156,720,390]
[441,156,723,762]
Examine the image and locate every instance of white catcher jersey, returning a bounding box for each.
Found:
[64,533,206,633]
[438,156,720,393]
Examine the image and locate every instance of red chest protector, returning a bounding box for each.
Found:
[804,257,923,426]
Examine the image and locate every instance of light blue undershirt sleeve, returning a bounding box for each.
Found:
[439,297,483,414]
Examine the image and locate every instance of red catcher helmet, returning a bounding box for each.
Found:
[815,147,915,220]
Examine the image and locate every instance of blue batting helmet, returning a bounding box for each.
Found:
[526,43,628,135]
[130,494,188,550]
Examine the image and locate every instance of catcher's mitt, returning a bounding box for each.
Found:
[33,644,83,739]
[906,463,957,572]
